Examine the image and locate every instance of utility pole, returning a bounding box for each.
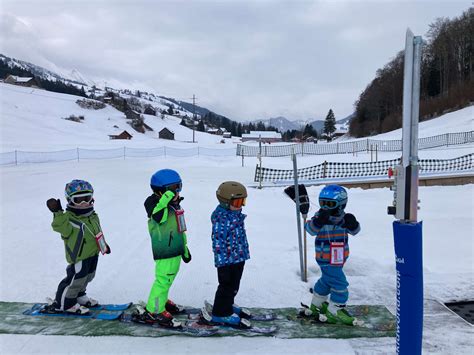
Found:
[192,94,197,143]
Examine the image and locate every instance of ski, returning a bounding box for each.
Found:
[296,303,366,328]
[24,303,123,320]
[195,308,278,334]
[204,300,277,321]
[183,301,277,321]
[89,302,133,311]
[120,313,218,337]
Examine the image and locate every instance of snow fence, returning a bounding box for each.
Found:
[254,153,473,182]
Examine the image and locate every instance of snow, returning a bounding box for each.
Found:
[0,83,473,354]
[0,83,230,152]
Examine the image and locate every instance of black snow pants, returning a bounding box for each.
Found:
[212,261,245,317]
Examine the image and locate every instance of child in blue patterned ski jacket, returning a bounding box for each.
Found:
[211,205,250,267]
[210,181,250,325]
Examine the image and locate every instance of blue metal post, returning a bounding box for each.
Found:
[393,221,423,354]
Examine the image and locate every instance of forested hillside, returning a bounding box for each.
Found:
[350,9,473,137]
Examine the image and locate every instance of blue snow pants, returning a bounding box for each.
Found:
[313,265,349,304]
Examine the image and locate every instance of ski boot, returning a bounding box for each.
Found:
[41,298,89,315]
[132,305,182,328]
[65,303,91,315]
[211,313,251,329]
[165,299,186,315]
[41,298,61,314]
[200,308,251,329]
[77,295,99,308]
[324,302,363,326]
[299,302,328,322]
[232,304,252,320]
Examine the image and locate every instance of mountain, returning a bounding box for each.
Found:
[0,54,89,87]
[252,112,355,134]
[250,117,322,134]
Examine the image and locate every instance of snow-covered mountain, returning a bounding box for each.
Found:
[251,113,354,134]
[0,54,90,87]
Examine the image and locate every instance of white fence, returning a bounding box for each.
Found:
[0,147,236,165]
[238,131,474,157]
[1,130,473,166]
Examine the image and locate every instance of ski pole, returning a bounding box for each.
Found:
[302,213,308,282]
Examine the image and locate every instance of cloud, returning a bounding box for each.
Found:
[0,0,469,121]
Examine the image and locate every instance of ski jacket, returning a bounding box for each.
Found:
[211,205,250,267]
[145,192,189,261]
[305,211,360,266]
[51,210,101,264]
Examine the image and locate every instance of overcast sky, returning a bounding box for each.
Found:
[0,0,470,121]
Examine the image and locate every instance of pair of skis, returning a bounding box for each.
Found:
[26,301,278,336]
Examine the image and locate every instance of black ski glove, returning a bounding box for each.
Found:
[182,247,191,263]
[341,213,359,231]
[284,184,310,215]
[312,209,331,228]
[46,198,63,212]
[105,243,111,254]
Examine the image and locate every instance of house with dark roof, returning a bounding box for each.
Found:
[5,75,40,88]
[109,130,133,140]
[159,127,175,140]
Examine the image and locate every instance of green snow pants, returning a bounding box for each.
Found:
[146,255,181,313]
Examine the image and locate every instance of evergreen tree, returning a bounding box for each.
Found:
[197,120,205,132]
[256,121,266,131]
[180,119,187,127]
[237,123,243,137]
[323,109,336,139]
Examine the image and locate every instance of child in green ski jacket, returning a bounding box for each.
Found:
[45,179,110,315]
[134,169,191,328]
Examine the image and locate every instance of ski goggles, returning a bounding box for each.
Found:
[319,199,338,209]
[166,182,182,193]
[230,197,246,208]
[70,192,93,205]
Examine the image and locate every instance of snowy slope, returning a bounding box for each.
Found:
[336,106,473,141]
[0,83,230,151]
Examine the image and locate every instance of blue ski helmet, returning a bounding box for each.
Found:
[318,184,348,211]
[150,169,182,193]
[65,179,94,200]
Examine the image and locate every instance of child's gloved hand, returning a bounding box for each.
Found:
[341,213,359,231]
[159,190,175,205]
[182,247,191,263]
[46,198,63,212]
[312,209,331,227]
[105,243,111,254]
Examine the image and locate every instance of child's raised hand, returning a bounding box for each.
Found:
[312,209,331,227]
[46,198,63,213]
[341,213,359,231]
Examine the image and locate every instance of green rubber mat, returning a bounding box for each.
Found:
[0,302,396,338]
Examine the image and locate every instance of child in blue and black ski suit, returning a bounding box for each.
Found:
[210,181,250,326]
[304,184,361,325]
